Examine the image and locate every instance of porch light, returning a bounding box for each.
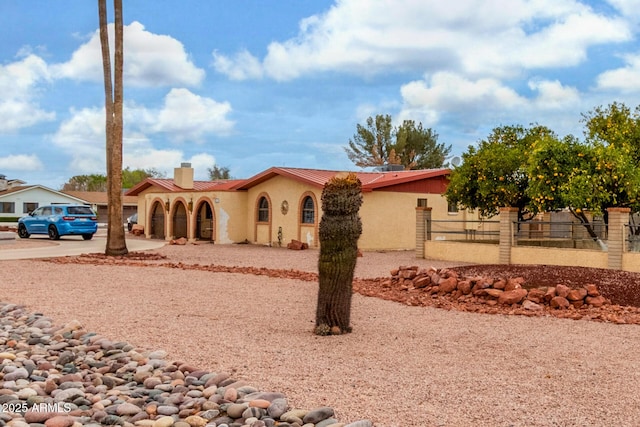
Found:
[165,199,170,212]
[188,198,193,212]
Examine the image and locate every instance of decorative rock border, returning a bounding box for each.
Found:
[384,266,611,311]
[0,303,372,427]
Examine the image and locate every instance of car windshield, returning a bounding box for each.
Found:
[67,206,94,215]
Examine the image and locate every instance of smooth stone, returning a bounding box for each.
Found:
[198,409,220,420]
[148,350,167,360]
[4,368,29,381]
[303,407,335,424]
[183,415,207,427]
[267,398,288,418]
[225,402,248,418]
[53,388,85,402]
[152,416,175,427]
[316,418,340,427]
[156,405,179,416]
[242,407,266,419]
[116,402,142,415]
[43,415,75,427]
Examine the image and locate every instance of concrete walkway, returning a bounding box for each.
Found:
[0,231,165,260]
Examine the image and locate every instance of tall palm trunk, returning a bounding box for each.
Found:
[99,0,128,256]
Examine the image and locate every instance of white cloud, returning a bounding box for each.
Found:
[147,88,234,142]
[596,54,640,92]
[51,107,106,173]
[0,54,55,132]
[398,72,580,129]
[0,154,44,171]
[52,21,205,87]
[607,0,640,19]
[213,0,631,81]
[51,89,232,174]
[212,49,263,81]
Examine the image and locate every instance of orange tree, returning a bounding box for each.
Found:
[447,104,640,246]
[445,124,555,222]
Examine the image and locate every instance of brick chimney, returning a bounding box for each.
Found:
[173,163,194,189]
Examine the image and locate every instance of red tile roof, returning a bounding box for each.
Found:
[62,191,138,205]
[232,167,450,191]
[125,178,243,196]
[125,167,450,195]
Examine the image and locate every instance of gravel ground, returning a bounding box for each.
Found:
[2,243,640,426]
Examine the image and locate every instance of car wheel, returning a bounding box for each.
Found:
[17,224,30,239]
[82,234,94,240]
[128,223,133,231]
[48,225,60,240]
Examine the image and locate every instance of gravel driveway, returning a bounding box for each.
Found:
[1,243,640,426]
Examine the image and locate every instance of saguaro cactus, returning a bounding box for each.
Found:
[315,172,363,335]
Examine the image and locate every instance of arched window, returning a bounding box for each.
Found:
[301,196,315,224]
[257,197,269,222]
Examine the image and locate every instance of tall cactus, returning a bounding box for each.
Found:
[315,172,363,335]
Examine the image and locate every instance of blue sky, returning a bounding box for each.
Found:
[2,0,640,189]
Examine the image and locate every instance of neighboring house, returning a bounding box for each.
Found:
[126,163,456,251]
[0,174,90,220]
[62,191,138,222]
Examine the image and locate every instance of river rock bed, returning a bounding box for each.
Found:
[0,303,371,427]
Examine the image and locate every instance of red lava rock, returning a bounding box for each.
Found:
[458,280,472,295]
[498,289,528,305]
[286,239,308,250]
[555,284,570,298]
[586,295,607,307]
[527,288,546,303]
[567,288,588,301]
[522,300,543,311]
[550,296,571,309]
[505,277,524,291]
[585,283,600,297]
[485,289,503,298]
[438,276,458,293]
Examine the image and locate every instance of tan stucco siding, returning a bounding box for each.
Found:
[246,176,322,246]
[358,191,449,250]
[137,188,247,243]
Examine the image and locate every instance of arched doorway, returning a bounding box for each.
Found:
[195,200,215,241]
[150,201,165,239]
[173,202,188,239]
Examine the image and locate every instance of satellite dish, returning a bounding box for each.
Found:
[450,156,461,167]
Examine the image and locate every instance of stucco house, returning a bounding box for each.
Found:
[0,174,89,220]
[126,163,456,251]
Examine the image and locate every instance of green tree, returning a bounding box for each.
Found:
[122,167,165,188]
[99,0,127,256]
[345,114,395,168]
[207,165,232,180]
[445,124,555,221]
[61,168,162,191]
[395,120,451,169]
[344,114,451,169]
[61,174,108,191]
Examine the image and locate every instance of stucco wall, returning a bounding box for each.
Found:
[623,252,640,273]
[245,176,322,246]
[137,188,247,242]
[424,241,500,264]
[511,246,608,268]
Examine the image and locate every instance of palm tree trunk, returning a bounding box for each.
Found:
[99,0,128,256]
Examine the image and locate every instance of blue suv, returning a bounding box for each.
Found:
[18,204,98,240]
